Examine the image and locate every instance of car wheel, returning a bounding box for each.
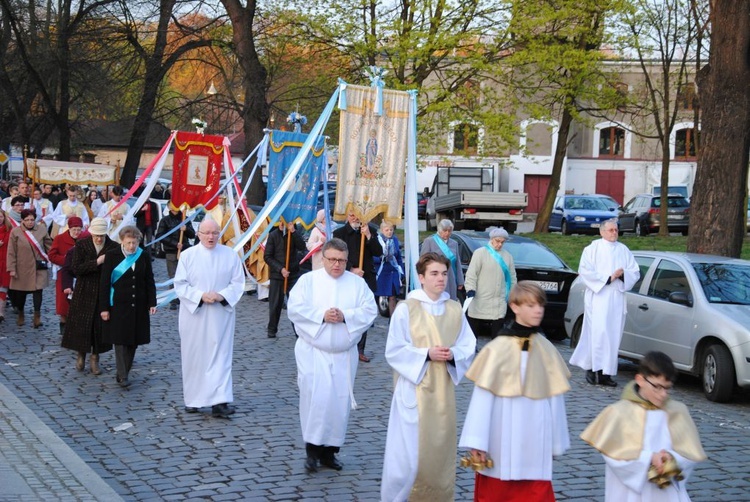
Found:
[702,344,735,402]
[681,229,689,236]
[378,296,391,318]
[569,316,583,349]
[561,220,571,236]
[545,328,567,342]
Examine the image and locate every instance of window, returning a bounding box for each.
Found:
[453,123,479,155]
[678,83,697,111]
[632,256,655,292]
[599,127,625,157]
[647,260,692,302]
[675,128,697,159]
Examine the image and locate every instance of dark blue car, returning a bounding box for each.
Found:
[548,194,621,235]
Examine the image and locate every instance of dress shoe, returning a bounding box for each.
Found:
[184,406,199,413]
[16,312,24,326]
[304,456,318,473]
[116,376,131,388]
[89,354,102,375]
[75,352,85,372]
[33,311,42,328]
[358,353,370,363]
[585,370,597,385]
[320,455,343,471]
[598,373,618,387]
[212,403,236,418]
[169,302,178,311]
[267,330,277,338]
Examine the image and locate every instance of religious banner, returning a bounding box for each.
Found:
[335,84,410,223]
[170,131,224,211]
[267,130,326,229]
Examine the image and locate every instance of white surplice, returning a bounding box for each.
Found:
[569,238,640,375]
[603,409,698,502]
[381,289,476,502]
[44,199,90,231]
[459,352,570,481]
[287,269,377,447]
[174,243,245,408]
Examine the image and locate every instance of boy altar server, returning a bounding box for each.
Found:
[381,253,476,501]
[459,281,570,502]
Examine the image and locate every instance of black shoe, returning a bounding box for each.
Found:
[320,455,343,471]
[585,370,597,385]
[185,407,199,413]
[170,302,178,311]
[212,403,236,418]
[304,456,318,473]
[598,374,618,387]
[267,330,277,338]
[259,298,269,303]
[116,376,131,388]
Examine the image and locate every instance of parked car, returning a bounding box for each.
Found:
[564,251,750,402]
[618,193,690,236]
[441,230,578,339]
[548,194,622,235]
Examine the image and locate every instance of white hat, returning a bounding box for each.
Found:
[88,217,109,236]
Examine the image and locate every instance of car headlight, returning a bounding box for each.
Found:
[573,216,586,222]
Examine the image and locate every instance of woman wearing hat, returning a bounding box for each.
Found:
[7,208,53,327]
[48,215,84,335]
[61,217,118,374]
[464,226,517,338]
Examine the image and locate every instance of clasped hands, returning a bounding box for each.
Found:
[428,346,454,362]
[324,307,345,324]
[610,267,624,282]
[201,291,225,304]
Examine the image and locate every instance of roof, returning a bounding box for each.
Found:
[73,118,171,150]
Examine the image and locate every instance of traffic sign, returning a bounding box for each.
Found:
[0,151,8,165]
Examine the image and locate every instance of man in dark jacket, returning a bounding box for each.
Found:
[263,222,305,338]
[155,207,196,309]
[332,211,381,362]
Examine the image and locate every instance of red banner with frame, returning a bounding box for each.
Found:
[170,131,224,211]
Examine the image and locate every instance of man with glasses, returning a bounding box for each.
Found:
[570,219,639,387]
[581,351,706,501]
[174,218,245,419]
[287,238,377,473]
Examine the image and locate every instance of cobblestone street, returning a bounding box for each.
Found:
[1,258,749,501]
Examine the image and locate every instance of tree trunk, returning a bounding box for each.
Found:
[658,142,670,237]
[687,2,750,257]
[221,0,268,207]
[533,106,572,233]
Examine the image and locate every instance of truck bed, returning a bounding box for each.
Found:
[434,191,528,212]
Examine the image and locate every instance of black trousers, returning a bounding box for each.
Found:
[267,277,297,333]
[114,344,137,381]
[357,331,367,354]
[466,315,506,338]
[10,289,42,312]
[306,442,339,459]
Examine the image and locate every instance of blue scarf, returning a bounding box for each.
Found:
[432,234,458,284]
[376,234,404,279]
[485,243,511,296]
[110,247,142,306]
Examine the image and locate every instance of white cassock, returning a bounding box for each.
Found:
[287,269,377,447]
[570,238,639,375]
[44,199,90,230]
[381,289,476,502]
[174,243,245,408]
[602,409,698,502]
[459,351,570,482]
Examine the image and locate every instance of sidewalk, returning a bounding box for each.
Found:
[0,380,123,501]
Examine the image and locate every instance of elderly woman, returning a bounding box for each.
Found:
[464,226,517,338]
[7,208,53,327]
[420,218,464,301]
[62,217,119,374]
[306,209,328,270]
[99,226,157,388]
[374,221,404,316]
[0,209,12,322]
[48,216,84,335]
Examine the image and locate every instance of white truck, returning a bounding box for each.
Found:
[424,166,528,233]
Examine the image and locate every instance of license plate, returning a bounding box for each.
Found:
[668,214,684,220]
[590,223,600,228]
[533,281,559,293]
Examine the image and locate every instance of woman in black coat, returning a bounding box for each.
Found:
[99,225,157,388]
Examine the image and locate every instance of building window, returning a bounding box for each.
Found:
[453,123,479,155]
[599,127,625,157]
[678,82,697,111]
[675,128,697,159]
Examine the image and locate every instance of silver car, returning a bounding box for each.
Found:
[564,251,750,402]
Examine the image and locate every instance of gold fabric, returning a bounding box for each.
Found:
[221,208,269,283]
[405,298,462,502]
[52,201,86,238]
[580,381,707,462]
[465,333,570,399]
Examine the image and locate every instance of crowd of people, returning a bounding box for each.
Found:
[1,176,708,500]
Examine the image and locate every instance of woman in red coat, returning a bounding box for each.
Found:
[0,209,12,323]
[48,216,84,335]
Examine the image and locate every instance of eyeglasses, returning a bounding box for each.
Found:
[200,231,220,236]
[643,376,673,392]
[323,255,347,265]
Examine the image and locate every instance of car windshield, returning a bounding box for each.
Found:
[693,263,750,305]
[464,237,567,269]
[653,197,689,208]
[564,197,608,211]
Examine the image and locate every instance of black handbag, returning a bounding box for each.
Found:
[36,260,49,270]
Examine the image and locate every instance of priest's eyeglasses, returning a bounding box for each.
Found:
[323,255,347,265]
[643,376,673,392]
[199,231,220,236]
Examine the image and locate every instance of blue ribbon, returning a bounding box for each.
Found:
[110,247,143,306]
[485,243,512,296]
[432,234,458,285]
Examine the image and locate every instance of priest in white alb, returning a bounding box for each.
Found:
[570,218,640,387]
[174,217,245,419]
[287,238,377,473]
[381,253,475,502]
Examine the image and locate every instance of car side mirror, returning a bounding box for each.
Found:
[668,291,693,307]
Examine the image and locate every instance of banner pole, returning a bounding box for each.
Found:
[358,231,365,270]
[176,208,186,260]
[284,223,292,293]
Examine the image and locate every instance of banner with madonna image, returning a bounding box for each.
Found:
[170,131,225,211]
[335,84,410,223]
[267,130,326,229]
